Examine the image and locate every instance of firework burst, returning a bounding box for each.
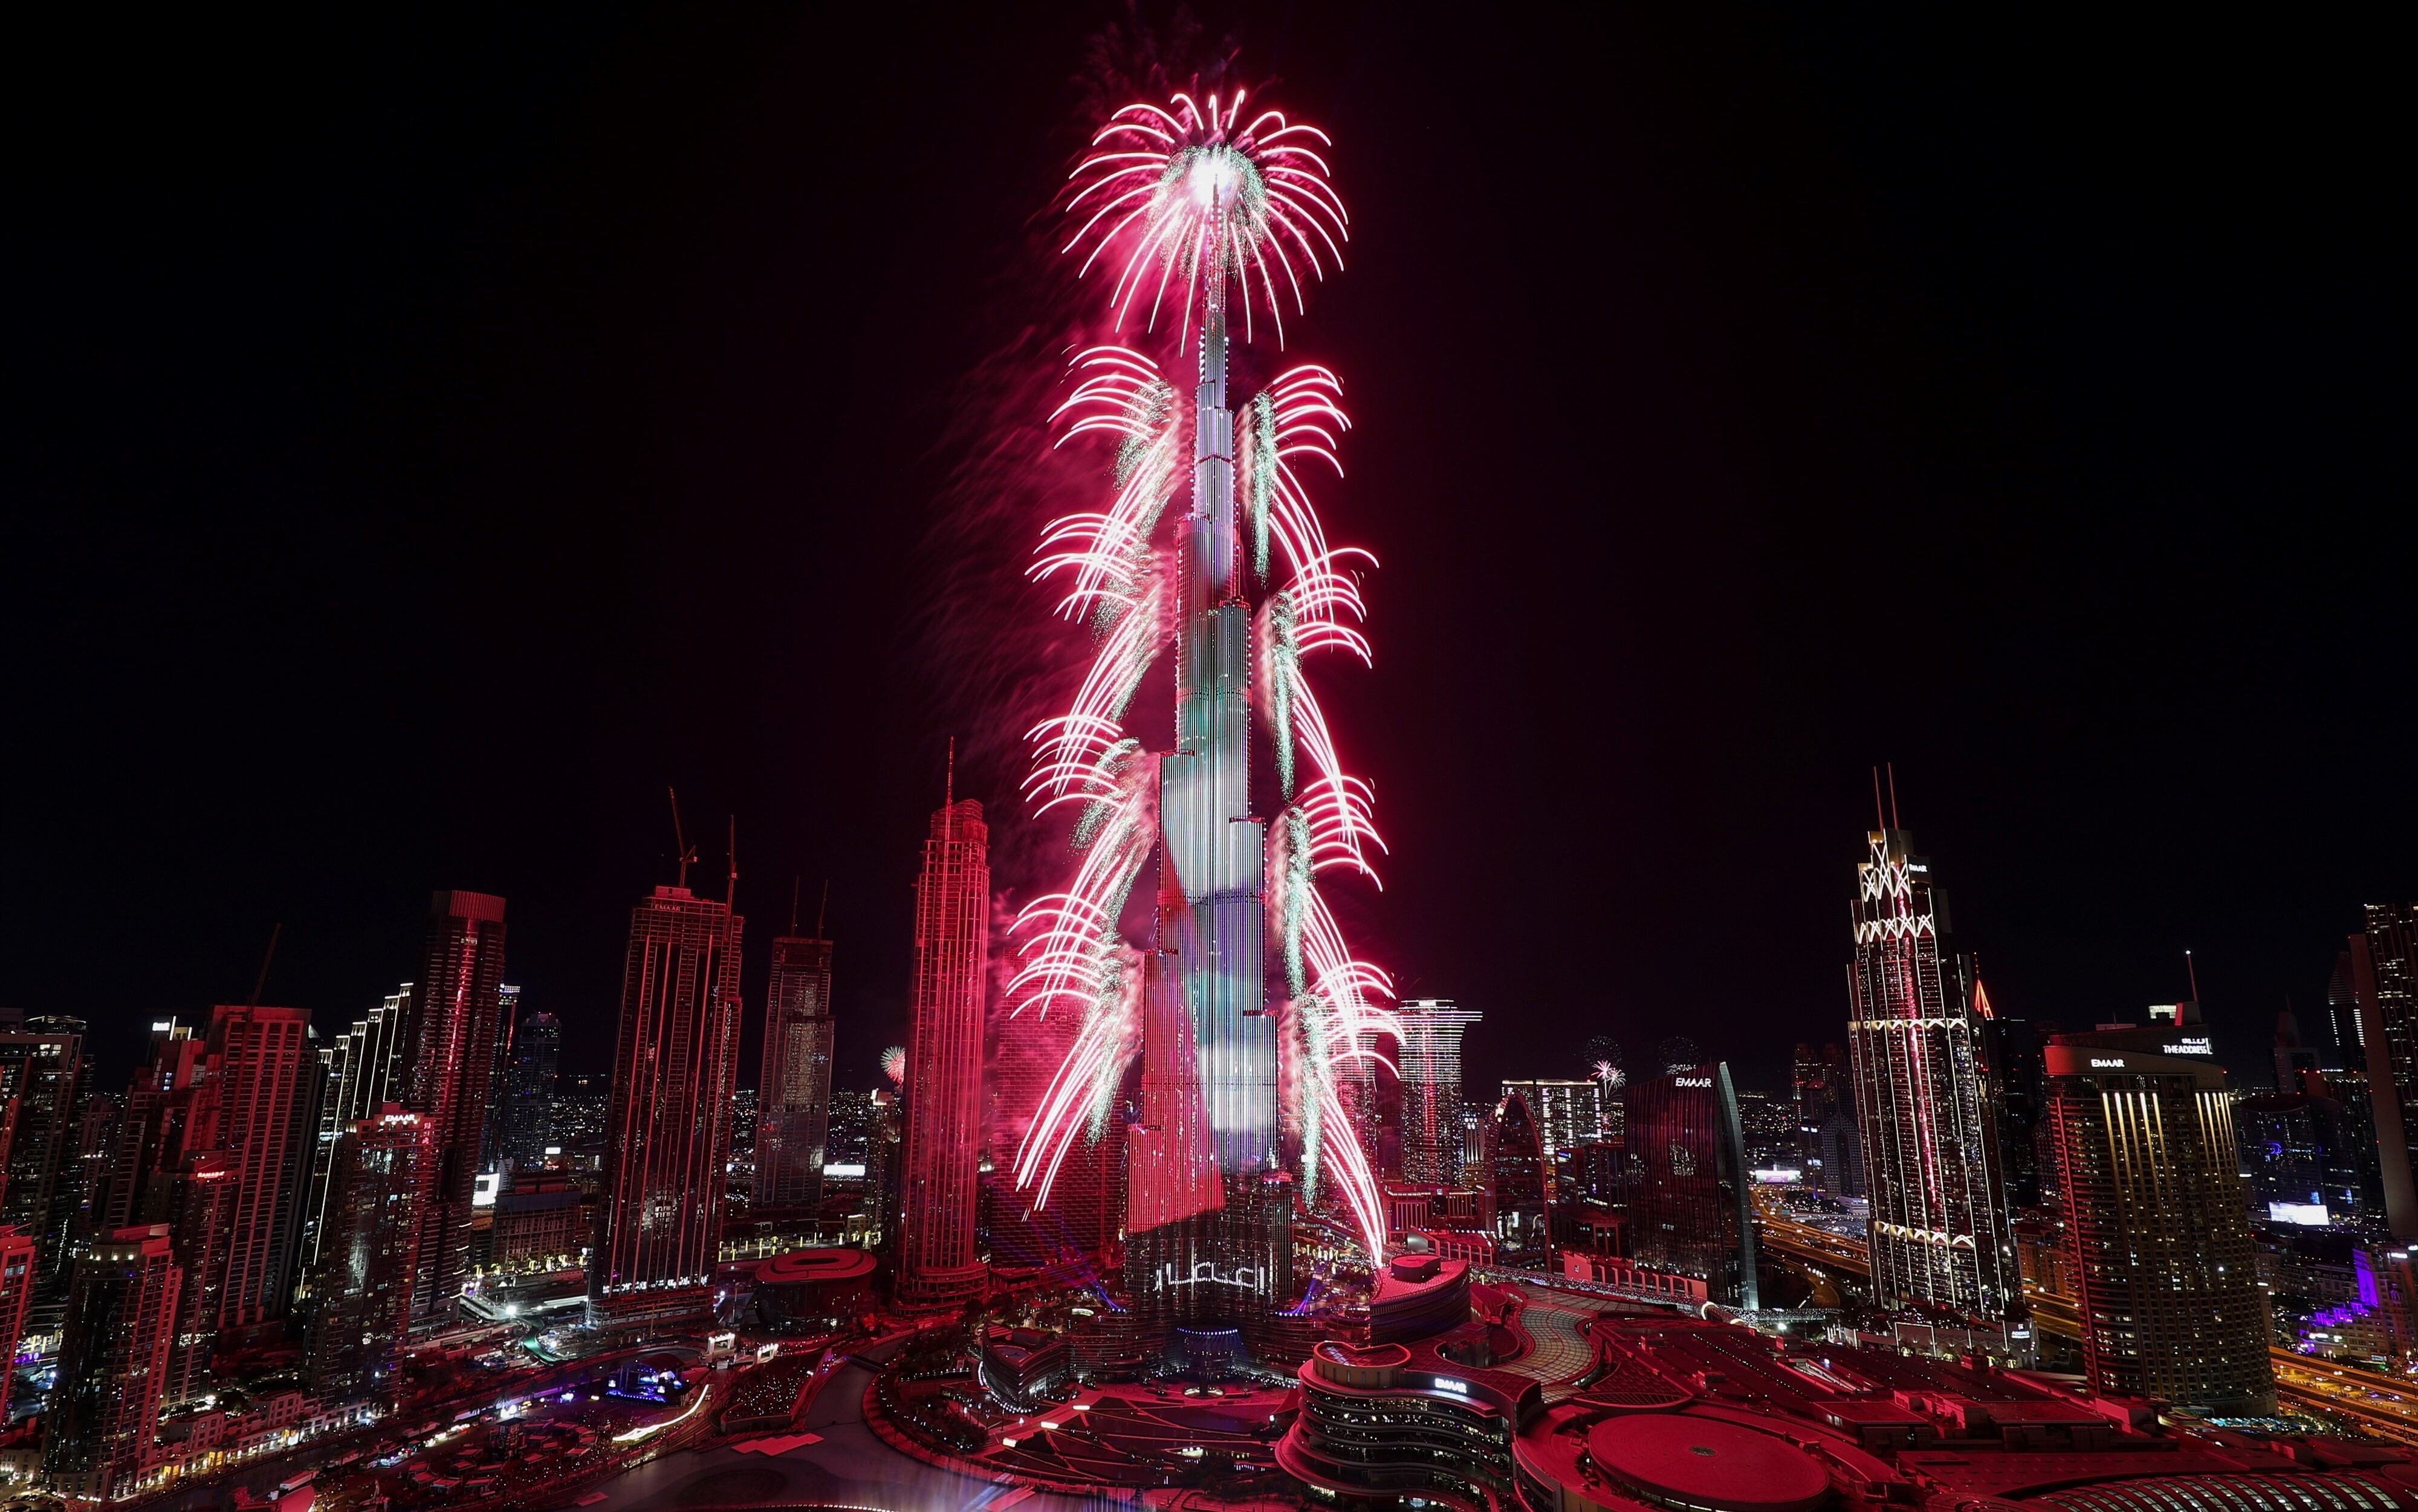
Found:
[1013,85,1394,1262]
[1063,89,1349,348]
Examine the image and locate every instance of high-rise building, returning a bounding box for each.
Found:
[162,1151,235,1406]
[297,986,410,1287]
[2044,1036,2274,1413]
[756,931,835,1212]
[1499,1079,1605,1198]
[308,1107,436,1403]
[478,983,522,1171]
[1397,1001,1480,1186]
[2348,905,2418,1241]
[1846,827,2018,1333]
[0,1227,32,1418]
[1976,1012,2047,1213]
[44,1225,179,1503]
[591,882,742,1325]
[404,890,509,1330]
[500,1009,560,1169]
[2326,949,2365,1062]
[1814,1109,1864,1199]
[1486,1092,1549,1265]
[101,1019,211,1232]
[1791,1042,1844,1189]
[897,796,988,1308]
[1626,1064,1758,1307]
[0,1016,88,1291]
[201,1002,314,1329]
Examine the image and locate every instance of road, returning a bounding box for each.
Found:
[575,1338,1106,1512]
[2269,1350,2418,1447]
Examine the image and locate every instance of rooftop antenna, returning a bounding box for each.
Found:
[725,816,739,911]
[790,876,802,935]
[1871,767,1886,832]
[248,922,282,1007]
[2185,949,2203,1004]
[944,735,956,844]
[816,878,830,937]
[1887,762,1901,830]
[668,786,698,890]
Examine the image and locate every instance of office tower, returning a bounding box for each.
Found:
[897,796,988,1308]
[591,880,743,1324]
[162,1151,234,1405]
[1627,1064,1759,1307]
[1846,826,2017,1329]
[2349,905,2418,1240]
[501,1009,561,1169]
[297,987,410,1285]
[1486,1092,1549,1265]
[2303,1065,2392,1229]
[2044,1036,2274,1413]
[757,929,835,1211]
[478,983,522,1171]
[69,1087,118,1244]
[1397,1001,1480,1185]
[1791,1043,1844,1187]
[864,1089,902,1242]
[101,1019,210,1232]
[1977,1013,2047,1212]
[0,1016,88,1288]
[43,1226,179,1503]
[0,1227,30,1418]
[1500,1079,1604,1198]
[200,1002,313,1329]
[1815,1110,1864,1198]
[308,1107,436,1403]
[404,890,510,1330]
[2327,950,2364,1061]
[2237,1090,2333,1224]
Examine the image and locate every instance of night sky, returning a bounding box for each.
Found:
[11,8,2410,1099]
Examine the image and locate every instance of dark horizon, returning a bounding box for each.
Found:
[10,8,2410,1100]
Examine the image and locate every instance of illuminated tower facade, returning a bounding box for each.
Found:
[163,1151,234,1405]
[2044,1038,2274,1413]
[102,1018,211,1231]
[0,1227,32,1418]
[591,882,743,1324]
[1486,1092,1549,1265]
[1628,1064,1759,1307]
[404,890,509,1329]
[298,986,410,1284]
[501,1009,561,1168]
[0,1016,88,1292]
[2349,904,2418,1240]
[44,1226,178,1504]
[1398,1001,1481,1185]
[308,1106,436,1403]
[756,931,836,1211]
[898,795,989,1307]
[1500,1078,1605,1196]
[1846,828,2019,1338]
[201,1001,314,1329]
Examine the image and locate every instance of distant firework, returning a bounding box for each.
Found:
[1009,88,1394,1258]
[880,1045,907,1087]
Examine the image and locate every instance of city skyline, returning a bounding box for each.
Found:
[5,10,2414,1507]
[12,10,2409,1108]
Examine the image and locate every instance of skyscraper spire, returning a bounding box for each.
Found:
[1846,823,2021,1353]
